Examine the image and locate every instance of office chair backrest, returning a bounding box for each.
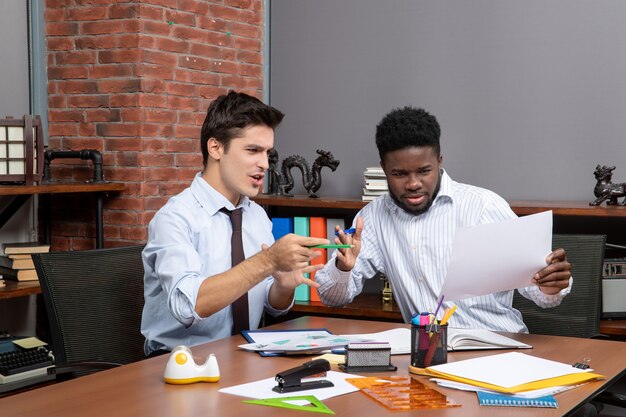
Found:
[513,234,606,338]
[33,245,146,366]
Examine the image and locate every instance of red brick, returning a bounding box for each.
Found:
[208,5,240,21]
[63,137,105,149]
[145,196,170,210]
[145,109,176,123]
[138,94,168,108]
[139,124,160,137]
[90,64,134,79]
[80,21,124,35]
[168,96,199,111]
[142,20,172,36]
[177,111,198,125]
[49,110,85,122]
[143,50,178,66]
[237,50,261,65]
[105,138,143,152]
[137,4,164,21]
[48,37,75,51]
[47,22,79,36]
[137,34,156,49]
[179,0,210,15]
[139,182,159,196]
[106,166,143,180]
[138,153,175,167]
[84,109,122,122]
[177,168,200,181]
[49,95,67,108]
[98,79,142,94]
[110,4,138,19]
[173,26,207,43]
[237,9,262,26]
[165,138,199,153]
[58,80,98,94]
[164,10,197,27]
[234,36,261,52]
[206,31,234,47]
[174,69,220,85]
[174,124,200,139]
[116,34,142,49]
[159,182,189,196]
[48,66,89,80]
[141,211,157,224]
[99,49,141,64]
[55,51,97,65]
[45,8,65,22]
[239,63,262,77]
[176,153,202,167]
[119,227,148,240]
[178,55,210,71]
[156,37,189,53]
[198,16,228,32]
[144,167,180,181]
[106,196,145,210]
[143,139,166,152]
[136,63,175,80]
[141,79,167,94]
[97,123,140,137]
[110,94,140,107]
[211,60,238,74]
[225,0,253,9]
[111,151,140,166]
[68,95,109,108]
[67,7,107,21]
[109,211,139,225]
[75,35,116,49]
[167,82,197,97]
[123,19,141,34]
[221,74,262,90]
[142,0,178,8]
[120,108,145,122]
[79,124,96,136]
[48,123,79,137]
[227,22,261,39]
[189,43,220,58]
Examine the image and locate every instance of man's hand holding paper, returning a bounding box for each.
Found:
[440,211,571,301]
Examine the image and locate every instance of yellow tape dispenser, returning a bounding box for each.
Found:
[163,345,220,384]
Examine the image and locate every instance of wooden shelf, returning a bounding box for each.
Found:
[0,281,41,300]
[292,293,402,321]
[253,194,366,210]
[0,182,125,196]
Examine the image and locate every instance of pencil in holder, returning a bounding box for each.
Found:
[410,323,448,368]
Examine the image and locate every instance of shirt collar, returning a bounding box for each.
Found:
[189,172,251,215]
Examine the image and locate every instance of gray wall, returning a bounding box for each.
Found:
[0,0,30,117]
[269,1,626,200]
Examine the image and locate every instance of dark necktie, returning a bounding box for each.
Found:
[220,207,249,335]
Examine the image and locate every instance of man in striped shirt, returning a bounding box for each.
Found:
[315,106,572,333]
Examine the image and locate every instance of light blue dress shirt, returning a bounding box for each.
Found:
[141,173,287,355]
[315,170,571,333]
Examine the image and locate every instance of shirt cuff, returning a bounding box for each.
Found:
[172,275,205,327]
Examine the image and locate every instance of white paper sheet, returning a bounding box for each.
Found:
[440,211,552,301]
[219,370,362,400]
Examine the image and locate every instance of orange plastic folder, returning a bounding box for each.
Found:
[309,217,327,302]
[423,352,605,394]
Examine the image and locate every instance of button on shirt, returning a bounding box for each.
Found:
[315,170,571,333]
[141,173,287,355]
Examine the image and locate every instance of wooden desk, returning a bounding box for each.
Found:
[0,182,125,249]
[1,317,625,416]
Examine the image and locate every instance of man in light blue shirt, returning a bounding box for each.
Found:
[141,92,329,356]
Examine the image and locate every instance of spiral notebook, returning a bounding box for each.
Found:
[477,391,558,408]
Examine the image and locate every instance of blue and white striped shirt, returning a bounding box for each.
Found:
[316,171,571,333]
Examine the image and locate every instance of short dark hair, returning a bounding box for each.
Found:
[200,91,285,167]
[375,106,441,161]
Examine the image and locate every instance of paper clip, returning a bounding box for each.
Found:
[573,357,591,369]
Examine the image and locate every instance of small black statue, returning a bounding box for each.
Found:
[590,164,626,206]
[266,149,340,198]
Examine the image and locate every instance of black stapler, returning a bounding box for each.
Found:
[272,359,334,393]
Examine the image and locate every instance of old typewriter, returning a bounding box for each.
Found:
[0,335,55,394]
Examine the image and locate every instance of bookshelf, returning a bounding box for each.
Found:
[254,195,626,338]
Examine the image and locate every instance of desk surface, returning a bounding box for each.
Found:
[1,317,625,417]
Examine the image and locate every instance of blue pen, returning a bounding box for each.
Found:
[335,227,356,236]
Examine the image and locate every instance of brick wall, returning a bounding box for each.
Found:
[45,0,264,250]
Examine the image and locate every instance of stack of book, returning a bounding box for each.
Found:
[362,166,388,202]
[0,242,51,282]
[271,216,346,302]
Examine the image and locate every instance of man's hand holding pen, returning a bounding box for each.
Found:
[532,248,571,295]
[335,216,364,272]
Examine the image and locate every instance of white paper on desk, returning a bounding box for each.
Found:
[219,370,363,401]
[440,210,552,301]
[430,378,580,398]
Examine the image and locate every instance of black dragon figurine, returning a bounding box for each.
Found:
[590,164,626,206]
[266,149,340,198]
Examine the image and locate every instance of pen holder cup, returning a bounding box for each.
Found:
[410,323,448,368]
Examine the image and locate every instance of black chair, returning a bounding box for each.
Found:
[513,234,606,338]
[513,234,626,410]
[32,245,146,377]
